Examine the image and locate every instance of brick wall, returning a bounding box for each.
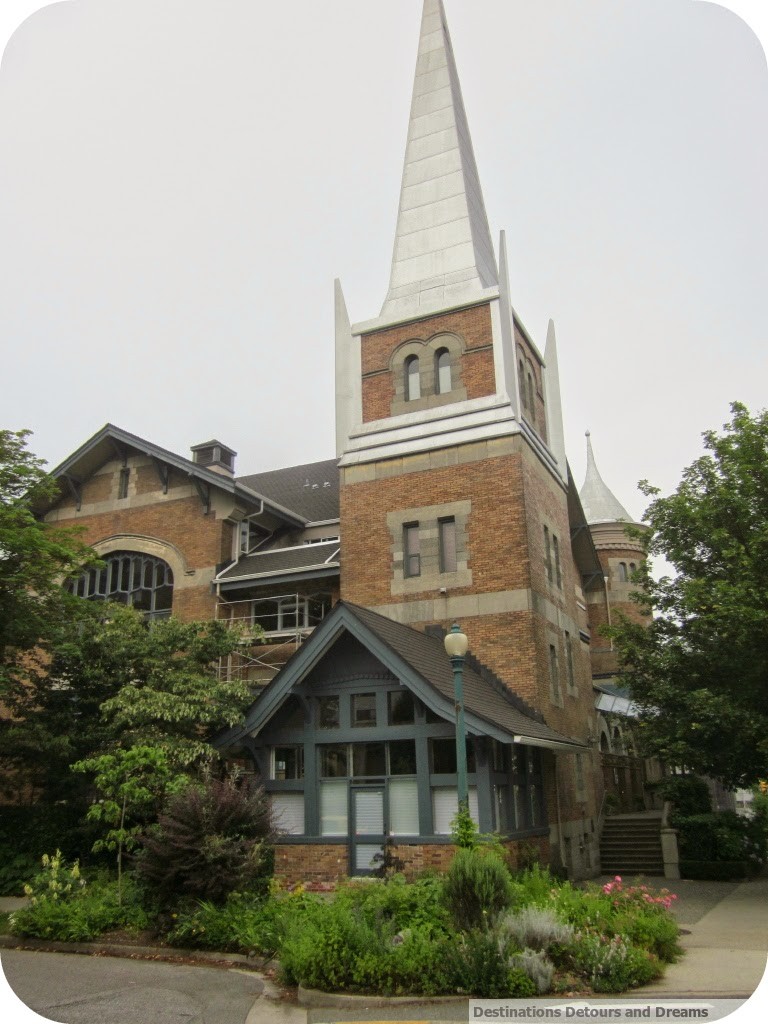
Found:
[360,303,497,422]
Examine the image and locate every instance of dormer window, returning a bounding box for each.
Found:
[405,355,420,401]
[435,348,451,394]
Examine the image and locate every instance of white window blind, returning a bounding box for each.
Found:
[320,780,348,835]
[354,843,383,872]
[271,793,304,836]
[353,790,384,835]
[431,787,479,834]
[389,779,419,835]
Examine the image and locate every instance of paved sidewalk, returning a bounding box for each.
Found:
[634,875,768,1000]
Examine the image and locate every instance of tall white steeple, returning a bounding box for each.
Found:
[579,432,633,525]
[380,0,498,322]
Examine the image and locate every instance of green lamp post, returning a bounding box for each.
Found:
[444,622,469,812]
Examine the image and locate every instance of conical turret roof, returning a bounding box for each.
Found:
[380,0,498,321]
[579,432,633,525]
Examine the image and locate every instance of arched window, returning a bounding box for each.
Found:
[435,348,451,394]
[404,355,420,401]
[66,551,174,621]
[518,359,527,409]
[527,372,535,421]
[618,562,628,582]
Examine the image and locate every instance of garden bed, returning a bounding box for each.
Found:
[7,851,683,998]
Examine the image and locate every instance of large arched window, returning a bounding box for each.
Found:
[404,355,420,401]
[435,348,451,394]
[66,551,174,621]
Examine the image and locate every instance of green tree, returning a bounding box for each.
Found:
[72,746,186,901]
[0,428,95,685]
[610,403,768,787]
[2,601,255,802]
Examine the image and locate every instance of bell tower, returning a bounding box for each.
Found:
[336,0,584,728]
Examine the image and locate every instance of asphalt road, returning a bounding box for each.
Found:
[0,949,271,1024]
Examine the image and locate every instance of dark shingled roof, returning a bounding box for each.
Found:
[345,603,585,749]
[237,459,339,523]
[217,540,340,582]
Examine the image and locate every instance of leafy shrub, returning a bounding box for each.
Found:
[446,930,537,997]
[166,888,319,956]
[660,775,712,816]
[444,848,514,932]
[569,931,662,993]
[10,863,150,943]
[679,860,749,880]
[509,864,560,908]
[0,804,102,895]
[135,774,274,908]
[279,897,457,995]
[674,811,764,867]
[333,874,451,936]
[508,948,554,994]
[497,905,573,951]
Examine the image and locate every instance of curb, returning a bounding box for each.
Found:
[0,933,267,970]
[298,985,467,1008]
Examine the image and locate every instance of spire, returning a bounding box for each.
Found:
[380,0,498,321]
[543,320,567,479]
[579,433,633,525]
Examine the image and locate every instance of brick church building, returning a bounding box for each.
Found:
[39,1,653,882]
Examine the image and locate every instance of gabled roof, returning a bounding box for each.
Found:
[236,459,339,524]
[216,539,340,586]
[216,601,586,753]
[47,423,306,526]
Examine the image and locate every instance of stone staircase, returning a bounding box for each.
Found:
[600,812,664,875]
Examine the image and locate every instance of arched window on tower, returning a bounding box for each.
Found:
[518,359,527,410]
[404,355,420,401]
[66,551,174,621]
[527,372,535,423]
[618,562,628,582]
[435,348,451,395]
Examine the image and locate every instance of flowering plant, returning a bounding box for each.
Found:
[601,875,677,912]
[21,850,86,905]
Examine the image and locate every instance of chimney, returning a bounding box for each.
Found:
[190,440,236,477]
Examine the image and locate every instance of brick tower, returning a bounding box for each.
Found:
[335,0,603,875]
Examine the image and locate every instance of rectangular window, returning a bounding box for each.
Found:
[575,752,585,798]
[432,787,479,834]
[549,643,561,700]
[320,780,348,835]
[491,740,510,773]
[352,693,377,728]
[318,696,340,729]
[118,467,130,499]
[271,793,304,835]
[352,742,386,777]
[319,744,348,777]
[403,523,420,578]
[564,632,576,693]
[389,779,419,835]
[430,737,476,774]
[494,785,509,832]
[388,690,415,725]
[273,746,304,780]
[439,517,457,573]
[543,525,553,583]
[552,534,562,588]
[388,739,417,775]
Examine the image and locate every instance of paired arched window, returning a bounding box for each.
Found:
[66,551,174,621]
[435,348,451,395]
[404,355,421,401]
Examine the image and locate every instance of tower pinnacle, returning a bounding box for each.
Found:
[380,0,498,322]
[579,432,634,525]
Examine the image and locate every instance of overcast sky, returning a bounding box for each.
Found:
[0,0,766,529]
